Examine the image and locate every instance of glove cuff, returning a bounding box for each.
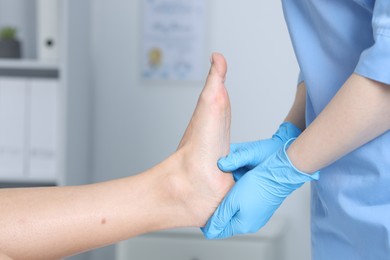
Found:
[282,138,320,181]
[273,122,302,143]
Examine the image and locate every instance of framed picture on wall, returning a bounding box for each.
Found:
[141,0,207,82]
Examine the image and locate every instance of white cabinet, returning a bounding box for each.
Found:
[117,220,285,260]
[29,79,58,180]
[0,77,59,182]
[0,78,26,179]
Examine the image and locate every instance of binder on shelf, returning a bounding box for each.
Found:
[0,78,27,179]
[37,0,60,62]
[28,79,58,180]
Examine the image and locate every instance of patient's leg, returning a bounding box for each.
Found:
[0,53,234,260]
[175,53,234,227]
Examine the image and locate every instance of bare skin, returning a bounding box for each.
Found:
[0,53,234,260]
[283,75,390,174]
[287,74,390,173]
[177,53,233,225]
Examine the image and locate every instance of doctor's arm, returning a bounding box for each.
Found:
[288,74,390,173]
[220,72,390,177]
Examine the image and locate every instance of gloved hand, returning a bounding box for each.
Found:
[222,122,301,181]
[202,139,320,239]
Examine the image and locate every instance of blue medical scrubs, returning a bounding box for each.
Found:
[281,0,390,259]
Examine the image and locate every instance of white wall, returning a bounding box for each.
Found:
[90,1,311,260]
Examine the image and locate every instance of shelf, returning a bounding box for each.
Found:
[0,59,59,78]
[0,176,58,186]
[0,59,59,70]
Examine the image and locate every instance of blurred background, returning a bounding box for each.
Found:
[0,0,310,259]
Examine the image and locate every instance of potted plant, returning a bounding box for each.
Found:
[0,26,21,59]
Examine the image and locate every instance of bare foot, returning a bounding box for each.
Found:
[173,53,234,227]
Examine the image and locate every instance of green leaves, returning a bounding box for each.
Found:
[0,27,17,40]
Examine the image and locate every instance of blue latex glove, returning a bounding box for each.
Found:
[223,122,301,181]
[202,139,320,239]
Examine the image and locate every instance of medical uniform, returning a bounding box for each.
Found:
[281,0,390,259]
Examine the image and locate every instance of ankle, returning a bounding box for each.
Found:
[167,147,218,227]
[162,150,201,227]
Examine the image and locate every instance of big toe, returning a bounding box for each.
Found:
[206,53,227,86]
